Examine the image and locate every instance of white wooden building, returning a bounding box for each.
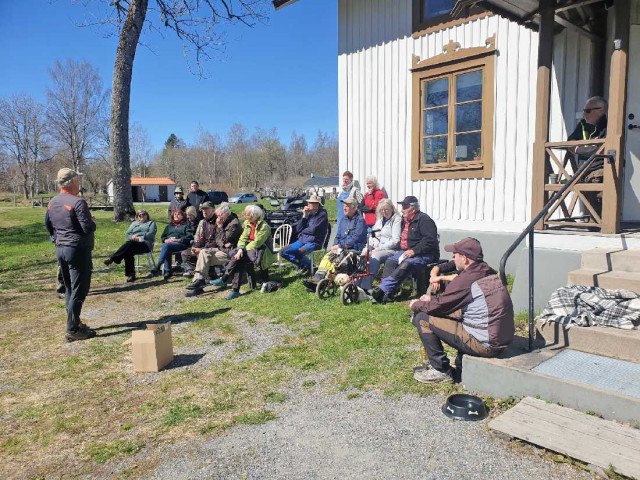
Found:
[275,0,640,309]
[107,177,176,203]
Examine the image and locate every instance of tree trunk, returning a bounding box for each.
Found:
[110,0,148,221]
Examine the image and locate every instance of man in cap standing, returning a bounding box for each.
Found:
[281,195,329,274]
[371,196,439,303]
[409,237,514,383]
[169,186,188,219]
[46,168,97,342]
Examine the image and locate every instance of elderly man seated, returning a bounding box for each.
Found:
[370,196,439,304]
[281,194,329,274]
[303,196,366,290]
[185,202,241,296]
[410,238,514,383]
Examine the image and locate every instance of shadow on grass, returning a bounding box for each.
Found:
[88,278,167,295]
[165,353,206,370]
[93,308,231,331]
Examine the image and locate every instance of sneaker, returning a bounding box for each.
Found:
[186,278,207,290]
[163,272,172,281]
[77,321,90,332]
[295,266,310,275]
[210,278,224,287]
[224,290,240,300]
[185,288,204,297]
[103,258,113,266]
[65,329,97,343]
[413,368,452,384]
[370,287,385,303]
[56,292,66,299]
[126,275,136,283]
[182,270,194,278]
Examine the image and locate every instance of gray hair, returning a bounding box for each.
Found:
[216,202,231,217]
[365,176,379,190]
[243,204,264,223]
[185,206,197,217]
[376,198,396,217]
[586,96,608,110]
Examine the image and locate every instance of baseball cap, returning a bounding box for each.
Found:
[398,195,419,208]
[444,237,484,262]
[200,200,215,210]
[307,195,322,204]
[174,187,184,194]
[341,197,358,207]
[57,168,82,184]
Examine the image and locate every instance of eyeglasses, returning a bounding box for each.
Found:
[583,107,603,113]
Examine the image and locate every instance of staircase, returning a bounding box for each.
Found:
[462,247,640,423]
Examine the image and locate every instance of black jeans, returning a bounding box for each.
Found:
[109,240,150,276]
[221,248,268,291]
[57,245,92,334]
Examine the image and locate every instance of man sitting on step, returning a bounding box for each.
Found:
[410,237,515,384]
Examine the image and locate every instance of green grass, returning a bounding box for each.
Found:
[87,440,145,464]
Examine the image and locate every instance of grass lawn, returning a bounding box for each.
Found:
[0,201,516,478]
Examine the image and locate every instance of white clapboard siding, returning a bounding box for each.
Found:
[338,0,595,232]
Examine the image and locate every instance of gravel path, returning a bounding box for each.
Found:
[151,388,593,480]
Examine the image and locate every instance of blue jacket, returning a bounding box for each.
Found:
[295,208,329,250]
[334,213,366,251]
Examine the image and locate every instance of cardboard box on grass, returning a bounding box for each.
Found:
[124,322,173,372]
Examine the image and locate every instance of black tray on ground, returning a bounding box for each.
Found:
[442,393,488,421]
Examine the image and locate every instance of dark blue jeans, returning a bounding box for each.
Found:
[378,251,437,295]
[157,242,187,273]
[57,245,92,333]
[281,240,316,269]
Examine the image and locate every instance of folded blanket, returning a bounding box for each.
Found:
[536,285,640,329]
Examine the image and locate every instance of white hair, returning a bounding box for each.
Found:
[216,202,231,217]
[376,198,397,217]
[243,204,264,223]
[586,96,608,110]
[365,176,379,190]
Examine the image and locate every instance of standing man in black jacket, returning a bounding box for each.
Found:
[187,181,209,222]
[371,196,439,303]
[46,168,97,342]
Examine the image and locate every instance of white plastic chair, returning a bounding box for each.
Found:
[135,241,156,272]
[272,224,293,274]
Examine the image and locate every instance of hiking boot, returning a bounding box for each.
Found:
[413,368,452,384]
[186,278,207,290]
[65,329,97,343]
[370,287,385,304]
[163,272,172,281]
[126,275,136,283]
[77,321,91,332]
[185,288,204,298]
[224,290,240,300]
[103,257,113,266]
[209,278,225,287]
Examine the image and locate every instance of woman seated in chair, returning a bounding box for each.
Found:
[358,198,402,294]
[210,204,273,300]
[104,209,157,283]
[153,209,193,280]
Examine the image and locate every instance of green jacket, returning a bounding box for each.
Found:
[161,222,193,248]
[125,220,157,250]
[238,219,274,269]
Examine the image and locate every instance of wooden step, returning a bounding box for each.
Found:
[490,397,640,479]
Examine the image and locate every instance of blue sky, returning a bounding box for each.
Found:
[0,0,337,151]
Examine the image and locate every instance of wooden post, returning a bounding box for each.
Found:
[601,0,630,234]
[531,0,556,230]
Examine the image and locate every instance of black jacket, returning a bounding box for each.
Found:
[46,193,96,249]
[187,190,209,220]
[403,211,439,258]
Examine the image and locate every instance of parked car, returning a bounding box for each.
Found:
[229,193,258,204]
[206,190,229,205]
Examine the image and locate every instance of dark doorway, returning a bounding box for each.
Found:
[159,185,168,202]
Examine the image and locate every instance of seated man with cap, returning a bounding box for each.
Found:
[281,194,329,274]
[185,202,241,296]
[370,196,439,304]
[409,237,514,383]
[303,196,366,289]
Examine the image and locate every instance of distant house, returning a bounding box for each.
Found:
[303,175,340,198]
[107,177,176,202]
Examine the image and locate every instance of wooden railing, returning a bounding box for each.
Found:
[541,139,610,230]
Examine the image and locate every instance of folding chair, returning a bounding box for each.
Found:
[272,224,293,274]
[135,242,156,272]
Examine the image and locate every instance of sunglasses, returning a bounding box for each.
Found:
[583,107,602,113]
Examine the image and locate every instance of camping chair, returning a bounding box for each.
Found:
[135,242,156,272]
[272,224,293,274]
[304,223,332,275]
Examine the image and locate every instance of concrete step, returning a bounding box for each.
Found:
[598,271,640,292]
[567,268,605,287]
[580,248,618,270]
[537,322,640,363]
[610,249,640,273]
[462,337,640,423]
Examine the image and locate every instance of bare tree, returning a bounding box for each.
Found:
[129,122,153,176]
[46,59,110,173]
[0,95,50,199]
[194,125,224,187]
[287,131,307,177]
[82,0,267,220]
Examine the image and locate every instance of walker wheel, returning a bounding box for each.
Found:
[341,283,359,306]
[316,278,335,299]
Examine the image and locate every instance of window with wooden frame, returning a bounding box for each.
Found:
[412,0,486,37]
[411,37,496,181]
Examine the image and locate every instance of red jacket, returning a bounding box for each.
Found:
[363,189,386,226]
